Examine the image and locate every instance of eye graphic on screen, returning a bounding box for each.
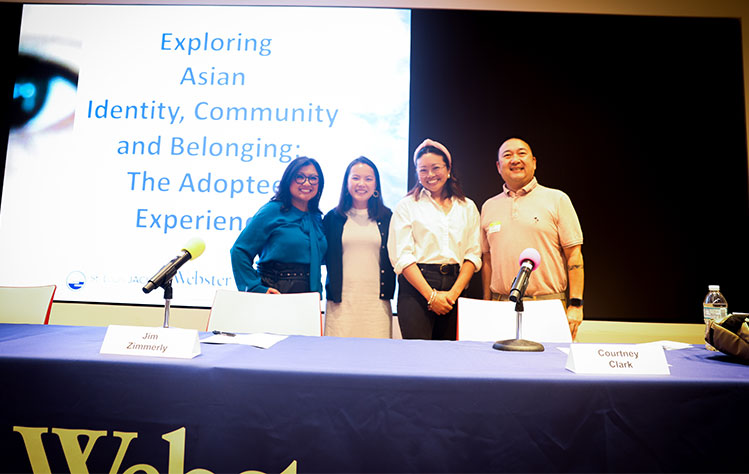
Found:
[11,53,78,133]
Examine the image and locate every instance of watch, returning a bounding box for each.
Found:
[569,298,583,307]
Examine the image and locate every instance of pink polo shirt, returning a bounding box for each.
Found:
[480,178,583,296]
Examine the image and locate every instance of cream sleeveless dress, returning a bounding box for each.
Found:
[325,208,393,338]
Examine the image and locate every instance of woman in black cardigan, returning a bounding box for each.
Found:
[323,157,395,337]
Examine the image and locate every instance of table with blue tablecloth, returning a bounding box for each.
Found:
[0,323,746,473]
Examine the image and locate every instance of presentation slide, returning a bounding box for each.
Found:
[0,4,411,307]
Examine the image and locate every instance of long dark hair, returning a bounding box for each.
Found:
[407,145,466,201]
[335,156,389,220]
[271,156,324,213]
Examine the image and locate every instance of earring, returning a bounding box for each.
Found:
[372,190,380,198]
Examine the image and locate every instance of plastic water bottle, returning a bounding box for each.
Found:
[703,284,728,326]
[703,285,728,351]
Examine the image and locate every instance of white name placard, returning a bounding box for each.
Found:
[565,343,670,375]
[100,325,201,359]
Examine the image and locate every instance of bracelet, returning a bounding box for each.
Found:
[426,289,437,309]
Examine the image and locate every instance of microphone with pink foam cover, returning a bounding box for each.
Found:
[509,248,541,302]
[518,247,541,270]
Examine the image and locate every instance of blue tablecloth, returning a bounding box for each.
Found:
[1,323,747,473]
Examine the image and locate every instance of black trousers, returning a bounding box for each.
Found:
[258,261,310,294]
[397,264,462,340]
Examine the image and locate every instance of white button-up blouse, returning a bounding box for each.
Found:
[387,188,482,275]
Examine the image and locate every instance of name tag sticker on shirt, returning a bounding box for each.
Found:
[487,221,502,234]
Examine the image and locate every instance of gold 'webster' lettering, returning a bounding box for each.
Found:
[13,426,297,474]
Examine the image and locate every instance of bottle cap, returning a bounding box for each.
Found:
[708,284,720,291]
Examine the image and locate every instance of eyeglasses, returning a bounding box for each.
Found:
[294,174,319,185]
[417,165,446,176]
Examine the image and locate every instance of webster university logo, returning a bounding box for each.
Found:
[13,426,297,474]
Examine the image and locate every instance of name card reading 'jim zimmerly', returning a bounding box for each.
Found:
[100,325,201,359]
[565,343,670,375]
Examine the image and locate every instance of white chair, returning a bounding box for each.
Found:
[0,285,57,324]
[457,297,572,343]
[206,289,322,336]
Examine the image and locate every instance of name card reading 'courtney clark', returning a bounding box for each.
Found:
[565,343,670,375]
[100,325,201,359]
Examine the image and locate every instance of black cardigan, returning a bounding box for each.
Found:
[323,208,396,303]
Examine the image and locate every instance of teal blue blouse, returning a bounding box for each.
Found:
[230,201,327,294]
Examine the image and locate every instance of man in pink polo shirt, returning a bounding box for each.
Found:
[480,137,584,339]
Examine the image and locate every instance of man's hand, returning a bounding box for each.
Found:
[566,305,583,340]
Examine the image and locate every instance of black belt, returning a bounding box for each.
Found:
[258,261,310,278]
[417,263,460,276]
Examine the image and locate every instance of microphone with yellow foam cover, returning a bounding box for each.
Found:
[142,238,205,293]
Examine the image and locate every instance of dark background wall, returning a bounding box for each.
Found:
[409,9,749,322]
[2,4,748,322]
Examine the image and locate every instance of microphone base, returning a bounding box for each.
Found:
[493,338,544,352]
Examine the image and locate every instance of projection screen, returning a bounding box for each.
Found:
[1,4,411,307]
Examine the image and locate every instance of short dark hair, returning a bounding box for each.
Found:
[335,156,389,220]
[271,156,325,213]
[498,136,534,160]
[407,145,466,201]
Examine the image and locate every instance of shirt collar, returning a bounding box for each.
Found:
[503,177,538,197]
[419,187,451,204]
[419,187,435,200]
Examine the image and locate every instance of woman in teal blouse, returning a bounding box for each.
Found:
[230,157,327,294]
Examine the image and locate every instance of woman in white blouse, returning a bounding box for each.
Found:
[388,139,482,340]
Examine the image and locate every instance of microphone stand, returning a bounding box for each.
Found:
[493,297,544,352]
[161,281,173,328]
